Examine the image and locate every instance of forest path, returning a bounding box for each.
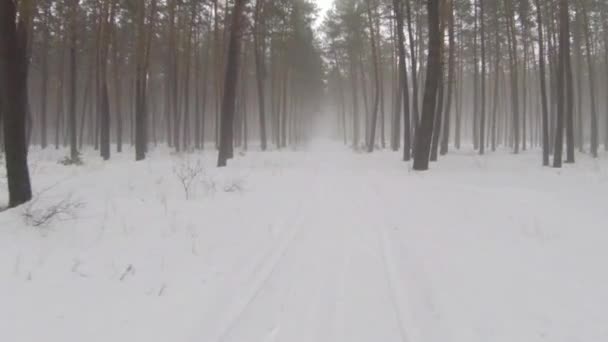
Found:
[203,147,424,342]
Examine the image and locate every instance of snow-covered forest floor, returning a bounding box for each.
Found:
[1,141,608,342]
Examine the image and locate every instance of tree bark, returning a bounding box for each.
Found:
[0,0,33,207]
[218,0,247,167]
[413,0,441,171]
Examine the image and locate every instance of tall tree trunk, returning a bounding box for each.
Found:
[0,0,33,207]
[218,0,247,167]
[580,0,598,157]
[69,0,79,161]
[479,0,486,155]
[405,0,419,135]
[554,0,570,167]
[506,0,520,153]
[393,0,411,160]
[413,0,441,171]
[99,0,112,160]
[135,0,156,161]
[40,2,50,149]
[254,0,267,151]
[535,0,550,166]
[440,0,455,156]
[366,0,381,153]
[564,0,575,163]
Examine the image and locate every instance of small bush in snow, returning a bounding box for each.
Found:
[201,176,218,195]
[223,178,246,193]
[58,154,84,166]
[174,159,205,200]
[22,194,84,228]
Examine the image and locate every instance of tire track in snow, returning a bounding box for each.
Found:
[347,174,411,342]
[364,174,442,342]
[214,162,323,342]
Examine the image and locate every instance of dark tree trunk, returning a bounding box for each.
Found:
[0,0,33,207]
[217,0,247,167]
[580,2,598,157]
[440,0,455,156]
[254,0,267,151]
[506,0,520,153]
[366,0,381,153]
[535,0,550,166]
[393,0,411,160]
[413,0,441,171]
[40,2,50,149]
[554,0,570,167]
[564,0,575,163]
[405,0,419,136]
[99,1,111,161]
[135,0,156,161]
[69,0,80,162]
[479,0,486,155]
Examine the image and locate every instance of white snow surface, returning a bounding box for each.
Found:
[1,141,608,342]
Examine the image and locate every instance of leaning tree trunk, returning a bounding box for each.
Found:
[0,0,33,207]
[217,0,247,167]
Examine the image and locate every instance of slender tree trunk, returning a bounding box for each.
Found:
[135,0,156,160]
[405,0,419,136]
[506,0,520,153]
[393,0,411,160]
[581,1,598,157]
[40,2,50,149]
[564,0,575,163]
[554,0,570,167]
[254,0,267,151]
[440,0,455,156]
[69,0,79,161]
[99,0,112,160]
[479,0,486,154]
[535,0,550,166]
[366,0,381,153]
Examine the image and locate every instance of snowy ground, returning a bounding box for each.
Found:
[1,142,608,342]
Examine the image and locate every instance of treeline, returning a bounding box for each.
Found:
[322,0,608,169]
[1,0,324,207]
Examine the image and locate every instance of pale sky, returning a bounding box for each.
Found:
[315,0,333,13]
[314,0,333,28]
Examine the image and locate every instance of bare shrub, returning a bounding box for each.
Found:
[22,194,84,228]
[173,158,205,200]
[201,176,218,195]
[223,177,246,193]
[58,154,84,166]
